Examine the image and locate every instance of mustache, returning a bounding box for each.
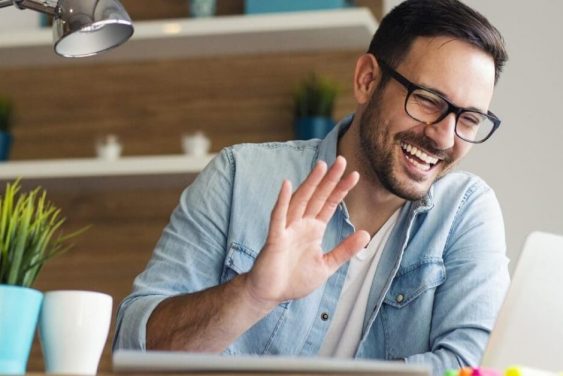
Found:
[395,131,453,163]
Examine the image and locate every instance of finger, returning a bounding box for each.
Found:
[268,180,292,241]
[316,171,360,223]
[303,156,347,218]
[323,230,371,273]
[286,161,327,222]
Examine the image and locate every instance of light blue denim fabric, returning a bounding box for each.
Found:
[114,115,510,376]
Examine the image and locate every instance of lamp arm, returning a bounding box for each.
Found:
[1,0,133,58]
[13,0,57,15]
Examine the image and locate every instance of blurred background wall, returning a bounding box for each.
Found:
[386,0,563,269]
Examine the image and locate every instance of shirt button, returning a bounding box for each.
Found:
[320,312,330,321]
[395,294,405,303]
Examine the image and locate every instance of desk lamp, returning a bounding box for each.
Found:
[0,0,134,57]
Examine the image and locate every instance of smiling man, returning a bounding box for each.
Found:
[114,1,510,376]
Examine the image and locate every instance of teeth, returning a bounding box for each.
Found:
[400,142,439,165]
[405,154,431,171]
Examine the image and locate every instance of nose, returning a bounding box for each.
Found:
[423,113,456,150]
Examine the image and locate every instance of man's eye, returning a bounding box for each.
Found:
[412,92,443,112]
[459,113,483,127]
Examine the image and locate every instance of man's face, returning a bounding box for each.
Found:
[358,36,496,201]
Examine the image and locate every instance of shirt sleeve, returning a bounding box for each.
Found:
[404,183,510,376]
[113,148,235,350]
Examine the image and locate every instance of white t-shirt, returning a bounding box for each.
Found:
[318,209,400,357]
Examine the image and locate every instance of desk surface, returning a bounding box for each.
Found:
[31,374,406,376]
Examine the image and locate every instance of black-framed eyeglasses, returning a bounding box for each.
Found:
[376,57,501,144]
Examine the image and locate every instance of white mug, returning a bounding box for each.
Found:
[39,290,112,375]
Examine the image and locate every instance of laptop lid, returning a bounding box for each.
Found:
[113,350,430,375]
[481,231,563,371]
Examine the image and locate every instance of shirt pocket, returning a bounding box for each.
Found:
[383,257,446,308]
[221,242,257,283]
[220,242,292,354]
[378,258,446,358]
[221,242,291,310]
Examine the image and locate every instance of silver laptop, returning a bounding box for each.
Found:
[113,350,430,375]
[481,231,563,371]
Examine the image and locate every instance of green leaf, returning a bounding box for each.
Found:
[7,192,33,285]
[0,179,88,287]
[293,73,339,118]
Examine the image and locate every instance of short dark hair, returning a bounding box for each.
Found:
[368,0,507,84]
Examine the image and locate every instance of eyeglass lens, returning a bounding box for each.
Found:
[407,89,495,142]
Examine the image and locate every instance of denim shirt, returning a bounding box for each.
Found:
[114,116,510,376]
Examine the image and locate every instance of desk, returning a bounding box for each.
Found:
[30,374,403,376]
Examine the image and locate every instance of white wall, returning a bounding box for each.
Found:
[0,5,41,30]
[384,0,563,271]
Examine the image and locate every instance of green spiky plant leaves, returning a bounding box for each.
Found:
[293,73,339,118]
[0,180,88,287]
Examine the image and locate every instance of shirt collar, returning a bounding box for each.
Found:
[315,113,354,168]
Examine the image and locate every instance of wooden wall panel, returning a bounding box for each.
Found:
[5,48,366,370]
[1,51,368,374]
[0,51,368,372]
[121,0,379,20]
[26,186,184,372]
[120,0,245,20]
[1,1,383,372]
[1,51,365,160]
[9,52,358,370]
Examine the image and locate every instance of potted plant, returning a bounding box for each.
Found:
[0,95,13,161]
[0,180,87,374]
[293,73,339,140]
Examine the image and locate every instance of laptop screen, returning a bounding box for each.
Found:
[481,231,563,371]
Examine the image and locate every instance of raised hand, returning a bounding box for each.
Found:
[243,156,370,311]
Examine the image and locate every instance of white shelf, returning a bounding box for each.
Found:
[0,8,378,67]
[0,154,214,180]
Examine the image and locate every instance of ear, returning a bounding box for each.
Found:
[353,54,381,105]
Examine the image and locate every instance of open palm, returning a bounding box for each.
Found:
[245,156,370,308]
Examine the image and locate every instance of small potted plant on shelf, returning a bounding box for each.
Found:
[0,95,13,161]
[293,73,339,140]
[0,180,88,374]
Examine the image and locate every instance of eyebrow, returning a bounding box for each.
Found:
[418,83,488,114]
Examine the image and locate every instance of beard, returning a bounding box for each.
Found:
[358,87,455,201]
